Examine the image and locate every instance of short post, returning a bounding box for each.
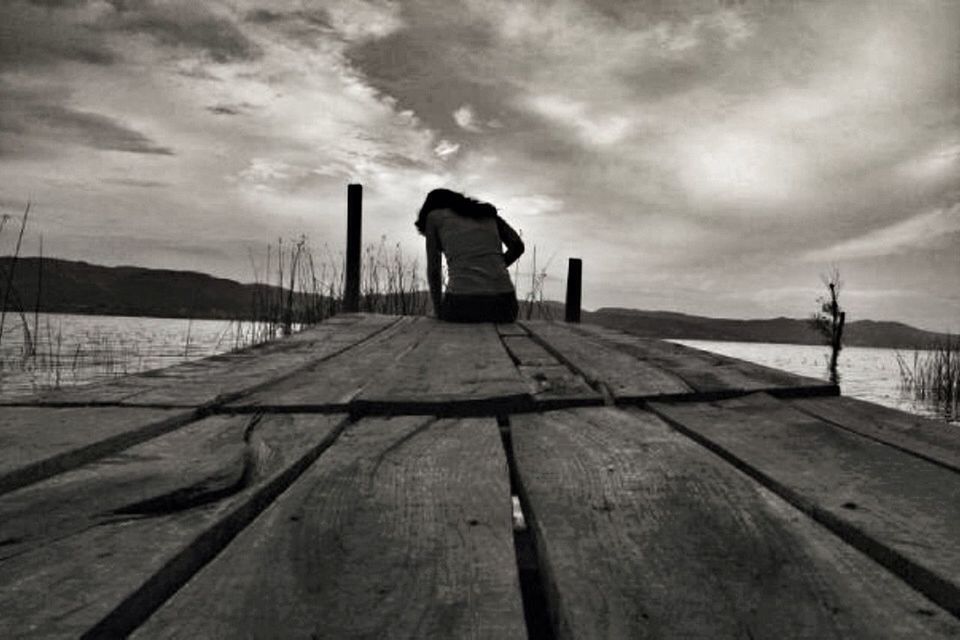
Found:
[343,183,363,312]
[565,258,582,323]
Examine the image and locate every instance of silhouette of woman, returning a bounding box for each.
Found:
[415,189,525,322]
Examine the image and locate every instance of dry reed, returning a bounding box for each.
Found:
[896,335,959,421]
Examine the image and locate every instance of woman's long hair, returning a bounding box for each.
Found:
[415,188,497,235]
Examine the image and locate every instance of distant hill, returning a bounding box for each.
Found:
[584,307,951,350]
[0,257,283,320]
[0,257,949,348]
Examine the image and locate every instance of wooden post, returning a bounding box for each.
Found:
[344,183,362,313]
[565,258,582,323]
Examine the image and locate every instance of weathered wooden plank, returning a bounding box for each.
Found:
[227,316,426,411]
[790,395,960,473]
[572,322,837,397]
[518,365,601,408]
[496,322,530,337]
[502,335,558,367]
[355,320,531,413]
[121,313,400,407]
[649,393,960,617]
[0,413,345,639]
[500,334,601,407]
[133,416,526,640]
[0,406,190,495]
[1,313,399,407]
[522,321,693,400]
[510,407,960,639]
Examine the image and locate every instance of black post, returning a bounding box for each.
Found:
[344,183,362,312]
[565,258,582,323]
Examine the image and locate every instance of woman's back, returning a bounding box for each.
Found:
[416,188,524,322]
[428,208,515,295]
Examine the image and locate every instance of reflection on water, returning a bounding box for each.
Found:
[673,340,957,425]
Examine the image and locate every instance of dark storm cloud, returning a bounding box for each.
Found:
[0,85,173,155]
[28,105,174,154]
[102,2,263,63]
[27,0,89,7]
[245,9,285,24]
[343,17,504,140]
[0,1,118,69]
[207,105,242,116]
[241,6,334,50]
[102,178,170,187]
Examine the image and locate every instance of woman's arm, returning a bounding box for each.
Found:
[424,214,444,316]
[496,216,525,267]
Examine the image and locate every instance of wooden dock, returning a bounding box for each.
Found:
[1,313,959,639]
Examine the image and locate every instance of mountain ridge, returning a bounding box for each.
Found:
[584,306,950,349]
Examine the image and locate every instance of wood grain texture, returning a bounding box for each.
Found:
[522,321,692,399]
[0,413,345,639]
[502,335,558,367]
[122,313,400,406]
[228,316,427,410]
[496,323,530,337]
[649,393,960,617]
[501,333,601,406]
[789,395,960,473]
[0,406,189,495]
[355,320,531,413]
[571,322,837,397]
[134,416,526,640]
[510,407,960,639]
[517,364,601,407]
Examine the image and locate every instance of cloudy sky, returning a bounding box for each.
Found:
[1,0,957,330]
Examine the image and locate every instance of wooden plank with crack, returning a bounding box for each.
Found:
[354,320,532,413]
[0,406,190,495]
[522,320,693,400]
[227,316,428,411]
[132,416,526,640]
[498,332,600,406]
[649,392,960,617]
[0,413,346,639]
[510,407,960,639]
[501,334,601,406]
[502,335,558,367]
[789,395,960,473]
[571,322,837,398]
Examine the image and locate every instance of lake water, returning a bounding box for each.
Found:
[0,313,272,400]
[673,339,957,425]
[0,314,954,425]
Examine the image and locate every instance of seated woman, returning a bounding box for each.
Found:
[415,188,525,322]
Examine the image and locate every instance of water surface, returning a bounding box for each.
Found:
[0,313,266,400]
[673,339,956,425]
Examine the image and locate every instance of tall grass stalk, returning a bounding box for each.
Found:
[0,203,33,349]
[896,335,959,421]
[515,244,554,321]
[32,234,42,359]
